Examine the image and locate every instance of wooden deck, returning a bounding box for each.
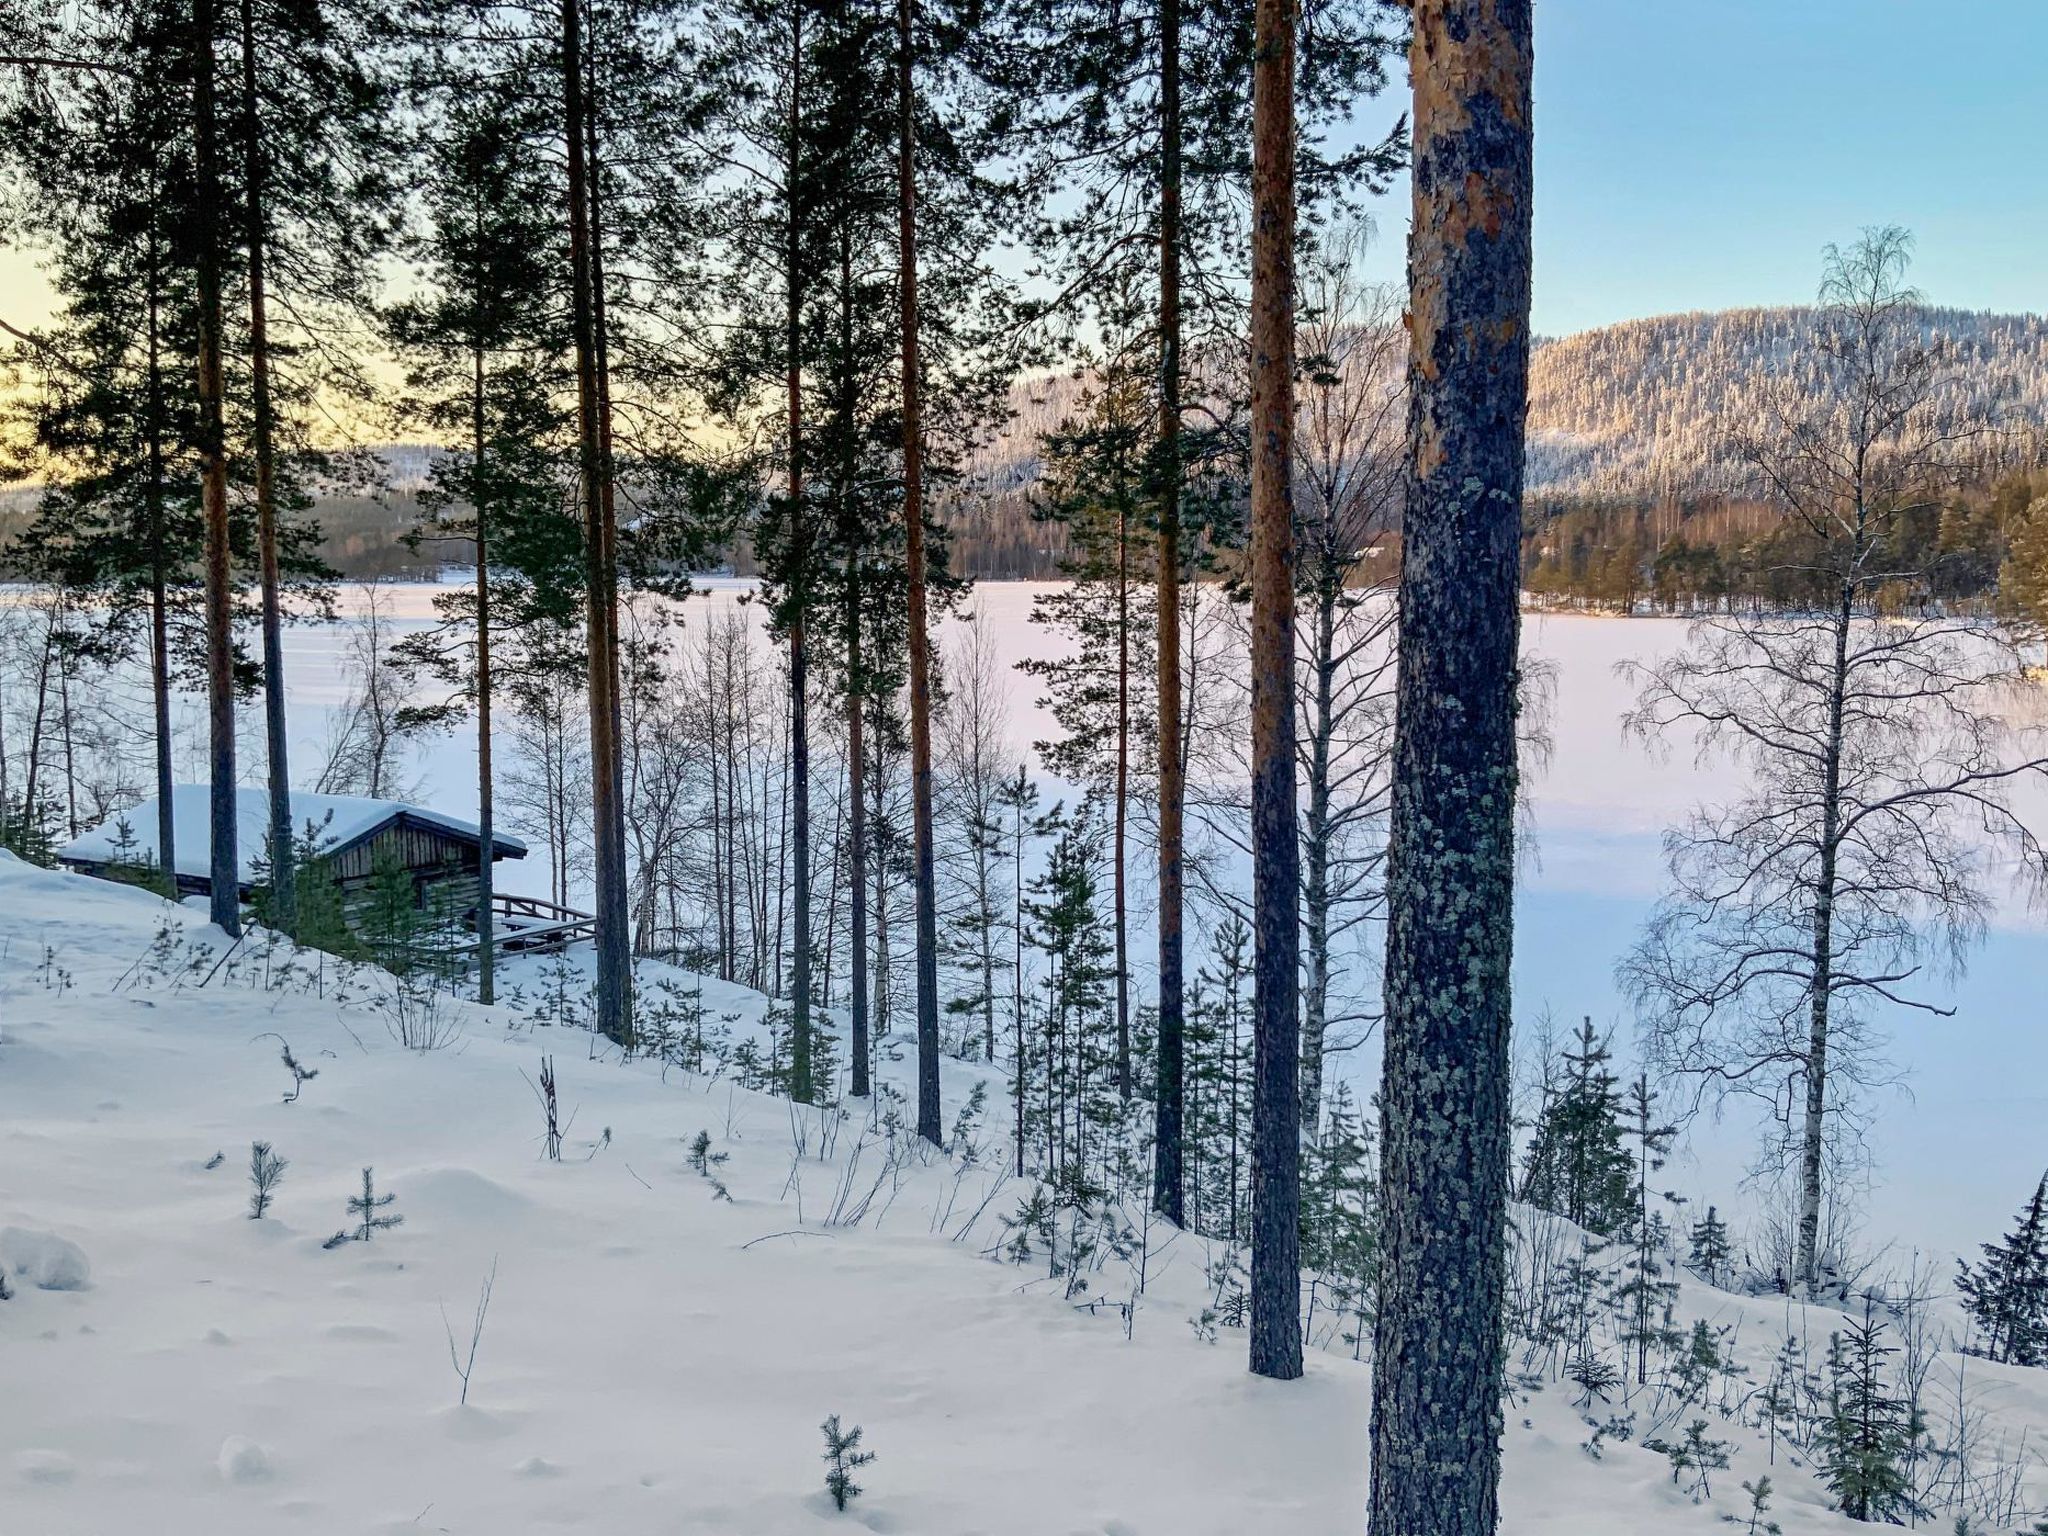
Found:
[486,894,597,956]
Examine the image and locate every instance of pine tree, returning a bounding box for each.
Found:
[227,0,397,937]
[1688,1204,1734,1290]
[1613,1073,1682,1384]
[247,1140,286,1217]
[1955,1171,2048,1367]
[385,23,581,1006]
[1244,0,1301,1384]
[0,0,209,886]
[1520,1017,1634,1235]
[1816,1302,1923,1524]
[1301,1081,1378,1357]
[1018,798,1118,1193]
[1371,2,1532,1524]
[819,1414,874,1511]
[346,1166,402,1241]
[1023,302,1159,1105]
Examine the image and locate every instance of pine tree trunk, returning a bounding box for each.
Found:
[472,323,496,1005]
[144,233,178,891]
[1300,573,1335,1137]
[786,25,813,1100]
[562,0,630,1046]
[1114,504,1131,1099]
[896,0,942,1146]
[1371,3,1531,1528]
[1013,771,1026,1177]
[1246,0,1301,1383]
[1149,0,1187,1225]
[192,0,240,936]
[238,0,293,933]
[841,219,870,1098]
[791,616,813,1097]
[846,580,870,1097]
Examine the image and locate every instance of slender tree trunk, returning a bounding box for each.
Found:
[840,221,871,1097]
[144,234,178,891]
[977,838,995,1060]
[23,607,53,828]
[1300,573,1335,1136]
[870,710,889,1040]
[786,18,814,1099]
[895,0,941,1146]
[791,619,814,1096]
[1797,583,1854,1294]
[1150,0,1187,1223]
[1246,0,1301,1383]
[562,0,629,1046]
[1114,504,1131,1098]
[1371,3,1532,1528]
[192,0,240,935]
[238,0,294,931]
[846,589,869,1097]
[472,319,497,1004]
[1012,766,1025,1177]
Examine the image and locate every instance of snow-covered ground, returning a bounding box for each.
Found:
[9,574,2046,1255]
[260,584,2048,1262]
[9,851,2046,1533]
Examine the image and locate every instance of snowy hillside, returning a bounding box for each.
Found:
[1527,306,2048,498]
[7,853,2047,1533]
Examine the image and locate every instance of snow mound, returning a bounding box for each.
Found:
[216,1436,273,1484]
[15,1448,76,1484]
[401,1166,534,1226]
[0,1227,91,1291]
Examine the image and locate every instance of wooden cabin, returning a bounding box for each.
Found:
[58,787,527,942]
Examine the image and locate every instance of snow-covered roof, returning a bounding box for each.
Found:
[58,786,526,884]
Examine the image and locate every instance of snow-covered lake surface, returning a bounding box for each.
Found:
[26,577,2048,1259]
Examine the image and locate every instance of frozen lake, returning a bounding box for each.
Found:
[43,577,2048,1262]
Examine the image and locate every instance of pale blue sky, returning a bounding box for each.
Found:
[1352,0,2048,335]
[3,2,2042,342]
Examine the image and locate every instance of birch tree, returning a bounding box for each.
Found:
[1622,227,2048,1296]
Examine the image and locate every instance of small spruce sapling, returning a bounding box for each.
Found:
[347,1167,403,1241]
[1688,1204,1734,1288]
[820,1415,874,1511]
[248,1141,288,1218]
[1738,1475,1783,1536]
[688,1131,732,1201]
[280,1042,318,1103]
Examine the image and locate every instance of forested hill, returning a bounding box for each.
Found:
[1526,305,2048,501]
[21,306,2039,580]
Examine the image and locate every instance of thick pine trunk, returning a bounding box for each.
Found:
[1149,0,1187,1227]
[895,0,941,1146]
[1246,0,1301,1383]
[192,0,240,936]
[1371,3,1532,1529]
[239,0,293,933]
[562,0,630,1047]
